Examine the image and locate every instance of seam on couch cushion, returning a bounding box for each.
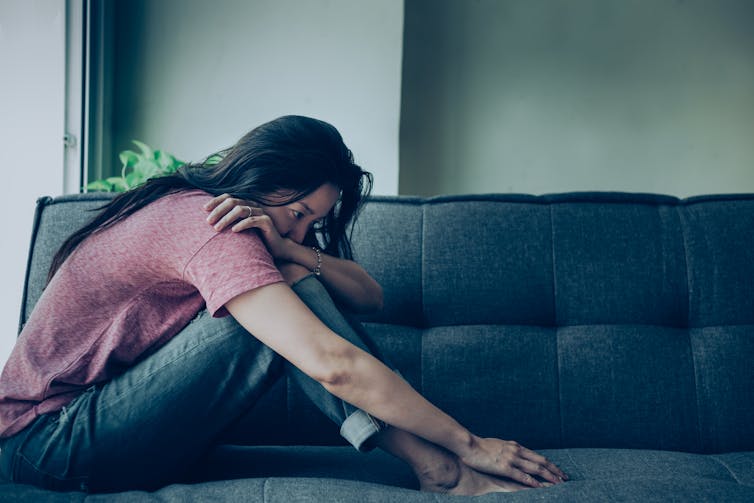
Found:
[555,326,564,448]
[563,448,580,478]
[686,328,705,452]
[419,202,426,328]
[550,204,565,447]
[419,204,425,394]
[686,329,704,453]
[677,205,692,330]
[678,205,704,453]
[549,203,558,327]
[710,455,743,485]
[262,477,270,503]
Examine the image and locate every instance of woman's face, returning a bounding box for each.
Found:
[261,182,340,244]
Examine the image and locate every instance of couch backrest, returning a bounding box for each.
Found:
[20,192,754,454]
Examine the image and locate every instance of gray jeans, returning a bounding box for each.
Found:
[0,276,387,492]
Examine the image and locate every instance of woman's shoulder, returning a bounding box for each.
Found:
[158,189,213,207]
[119,189,216,240]
[141,190,214,221]
[142,190,263,248]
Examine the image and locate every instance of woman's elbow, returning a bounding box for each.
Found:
[311,345,360,390]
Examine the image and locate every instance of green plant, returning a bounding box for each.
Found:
[86,140,184,192]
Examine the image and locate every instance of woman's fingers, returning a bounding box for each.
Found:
[519,447,569,482]
[206,195,261,229]
[506,468,545,488]
[513,457,565,485]
[230,213,276,239]
[212,205,252,230]
[230,213,268,232]
[203,193,232,212]
[506,445,567,486]
[206,195,241,225]
[460,438,568,489]
[231,214,288,258]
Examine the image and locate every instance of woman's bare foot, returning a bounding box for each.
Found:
[416,452,531,495]
[373,426,553,496]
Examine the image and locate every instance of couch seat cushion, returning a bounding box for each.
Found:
[1,447,752,501]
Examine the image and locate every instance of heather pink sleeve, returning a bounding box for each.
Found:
[183,230,284,317]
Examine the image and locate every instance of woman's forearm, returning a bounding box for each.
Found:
[321,342,475,457]
[282,241,383,313]
[226,283,469,455]
[317,332,566,487]
[203,195,382,313]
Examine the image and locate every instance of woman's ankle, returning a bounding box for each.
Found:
[414,454,462,493]
[373,428,462,491]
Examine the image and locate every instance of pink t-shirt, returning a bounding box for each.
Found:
[0,190,284,438]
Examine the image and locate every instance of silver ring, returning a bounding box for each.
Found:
[245,206,253,218]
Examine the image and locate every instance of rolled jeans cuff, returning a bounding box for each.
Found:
[340,409,385,452]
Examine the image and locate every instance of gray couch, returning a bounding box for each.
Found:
[2,191,753,501]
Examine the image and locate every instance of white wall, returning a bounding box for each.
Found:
[400,0,754,197]
[111,0,404,195]
[0,1,67,367]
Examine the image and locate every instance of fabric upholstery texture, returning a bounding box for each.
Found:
[5,191,754,501]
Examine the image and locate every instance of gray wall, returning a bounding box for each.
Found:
[112,0,403,195]
[400,0,754,197]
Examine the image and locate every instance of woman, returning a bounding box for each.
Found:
[0,116,567,494]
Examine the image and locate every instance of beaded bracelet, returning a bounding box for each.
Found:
[311,246,322,276]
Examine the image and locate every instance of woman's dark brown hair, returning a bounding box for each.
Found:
[48,115,373,283]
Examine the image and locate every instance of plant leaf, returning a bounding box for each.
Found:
[155,150,178,171]
[132,159,161,179]
[119,150,140,168]
[86,180,114,192]
[131,140,154,160]
[106,177,129,192]
[125,171,145,188]
[88,140,184,192]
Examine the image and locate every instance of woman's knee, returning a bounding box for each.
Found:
[173,311,277,372]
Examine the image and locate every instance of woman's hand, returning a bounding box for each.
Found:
[204,193,261,230]
[204,194,292,259]
[204,193,383,313]
[458,436,567,488]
